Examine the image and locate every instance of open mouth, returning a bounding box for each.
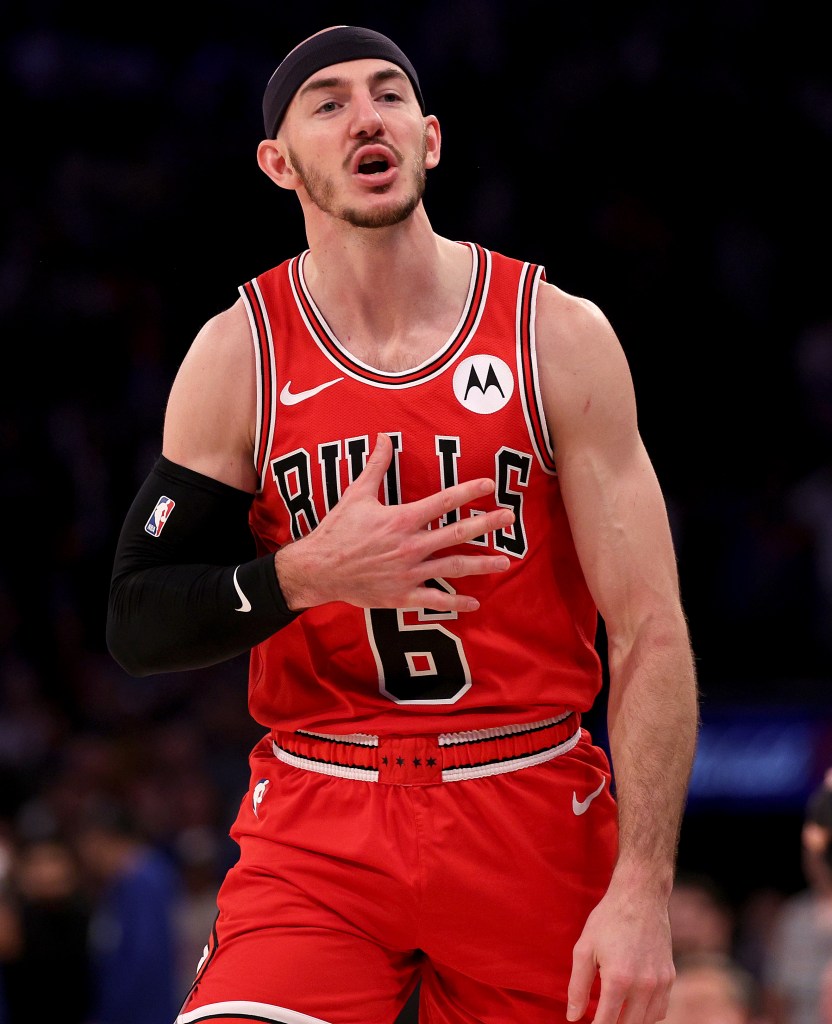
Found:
[357,156,391,175]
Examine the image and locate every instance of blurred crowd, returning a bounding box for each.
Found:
[1,1,831,1021]
[661,770,832,1024]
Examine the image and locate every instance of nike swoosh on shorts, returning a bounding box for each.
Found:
[279,377,344,405]
[572,777,606,815]
[233,566,252,613]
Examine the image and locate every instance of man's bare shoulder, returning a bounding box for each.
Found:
[535,279,621,365]
[163,296,258,490]
[533,279,637,442]
[188,296,252,361]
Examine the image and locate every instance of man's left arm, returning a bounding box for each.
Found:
[536,283,700,1024]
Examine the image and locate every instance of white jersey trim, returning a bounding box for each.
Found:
[273,742,380,782]
[437,710,573,745]
[441,727,580,781]
[177,999,333,1023]
[239,277,279,494]
[515,262,556,474]
[291,245,492,388]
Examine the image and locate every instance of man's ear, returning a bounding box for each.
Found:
[424,115,441,171]
[257,139,297,190]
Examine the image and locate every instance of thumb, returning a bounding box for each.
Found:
[351,432,393,496]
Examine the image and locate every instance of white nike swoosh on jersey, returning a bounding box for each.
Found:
[279,377,344,405]
[233,566,252,613]
[572,778,606,816]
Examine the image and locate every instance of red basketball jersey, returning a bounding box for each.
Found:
[239,242,601,736]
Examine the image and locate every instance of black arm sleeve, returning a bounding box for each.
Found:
[106,455,300,677]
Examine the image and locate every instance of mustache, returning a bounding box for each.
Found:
[344,141,404,169]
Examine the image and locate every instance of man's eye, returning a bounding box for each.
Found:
[316,101,339,114]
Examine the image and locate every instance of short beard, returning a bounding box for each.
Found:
[288,129,428,229]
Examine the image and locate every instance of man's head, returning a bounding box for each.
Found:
[262,26,425,140]
[257,26,438,232]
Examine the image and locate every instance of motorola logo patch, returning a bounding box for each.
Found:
[452,355,514,413]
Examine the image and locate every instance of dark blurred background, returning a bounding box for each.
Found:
[1,1,830,1021]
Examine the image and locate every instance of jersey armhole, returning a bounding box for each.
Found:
[239,276,279,492]
[516,263,557,474]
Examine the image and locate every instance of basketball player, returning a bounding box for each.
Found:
[106,25,699,1024]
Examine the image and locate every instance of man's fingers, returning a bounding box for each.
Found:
[351,443,510,547]
[422,506,515,553]
[577,975,663,1024]
[406,573,502,613]
[640,982,670,1024]
[566,953,595,1022]
[586,986,624,1024]
[351,432,394,495]
[411,476,497,527]
[424,553,511,582]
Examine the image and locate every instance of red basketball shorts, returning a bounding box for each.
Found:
[176,717,617,1024]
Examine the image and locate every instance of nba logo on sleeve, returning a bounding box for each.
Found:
[145,495,176,537]
[252,779,269,817]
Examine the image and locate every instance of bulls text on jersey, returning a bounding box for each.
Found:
[269,432,531,558]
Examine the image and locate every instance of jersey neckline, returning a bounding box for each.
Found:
[287,241,491,388]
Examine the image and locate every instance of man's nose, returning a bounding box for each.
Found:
[350,94,384,137]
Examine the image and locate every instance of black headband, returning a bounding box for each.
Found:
[262,26,425,139]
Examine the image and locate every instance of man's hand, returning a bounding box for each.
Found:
[275,432,515,612]
[567,881,675,1024]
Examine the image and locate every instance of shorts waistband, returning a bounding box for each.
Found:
[272,712,581,785]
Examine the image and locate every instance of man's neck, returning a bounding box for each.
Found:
[299,212,472,368]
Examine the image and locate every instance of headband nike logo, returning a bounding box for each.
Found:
[233,566,252,613]
[280,377,344,405]
[572,778,606,816]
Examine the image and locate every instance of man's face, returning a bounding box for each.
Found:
[278,58,436,228]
